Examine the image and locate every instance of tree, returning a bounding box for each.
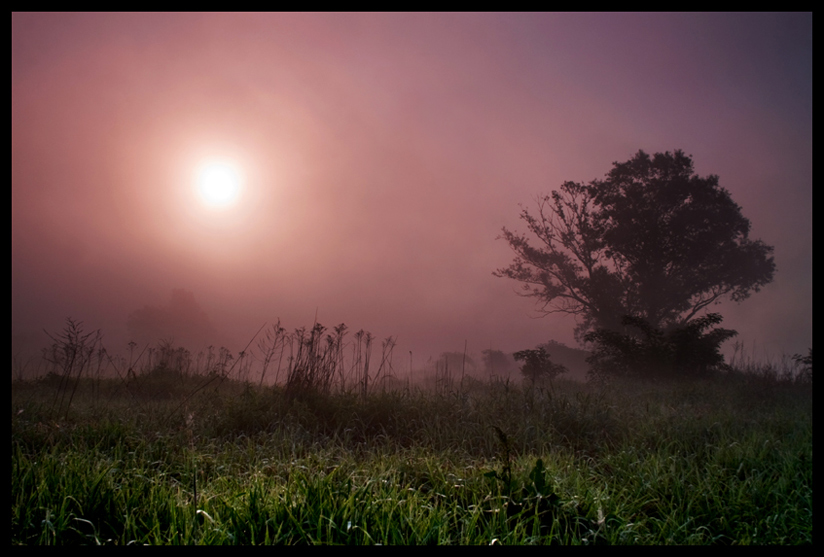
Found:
[495,150,775,341]
[584,313,738,380]
[126,289,218,349]
[481,349,516,378]
[512,347,567,384]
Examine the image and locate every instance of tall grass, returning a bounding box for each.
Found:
[12,352,811,545]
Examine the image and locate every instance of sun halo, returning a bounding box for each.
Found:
[195,161,242,208]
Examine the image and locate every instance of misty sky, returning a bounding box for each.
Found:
[12,13,812,368]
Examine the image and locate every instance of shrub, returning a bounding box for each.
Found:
[513,348,568,384]
[584,313,737,380]
[792,348,812,383]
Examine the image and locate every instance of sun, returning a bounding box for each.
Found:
[195,161,241,208]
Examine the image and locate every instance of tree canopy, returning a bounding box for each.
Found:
[513,347,567,383]
[495,150,775,341]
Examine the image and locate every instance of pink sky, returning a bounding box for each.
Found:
[12,13,812,371]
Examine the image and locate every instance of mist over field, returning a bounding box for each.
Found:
[11,14,813,545]
[12,13,811,376]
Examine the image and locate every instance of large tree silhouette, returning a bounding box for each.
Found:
[495,150,775,341]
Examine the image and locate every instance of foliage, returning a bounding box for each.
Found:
[481,349,516,378]
[792,348,812,383]
[285,323,344,397]
[513,347,568,383]
[536,340,592,379]
[495,150,775,341]
[584,313,738,380]
[42,318,104,418]
[12,370,812,545]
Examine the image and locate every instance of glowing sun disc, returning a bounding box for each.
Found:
[196,162,241,207]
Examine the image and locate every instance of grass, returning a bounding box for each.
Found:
[11,363,812,545]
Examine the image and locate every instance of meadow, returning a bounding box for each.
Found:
[11,334,812,545]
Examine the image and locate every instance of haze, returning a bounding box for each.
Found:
[12,13,812,373]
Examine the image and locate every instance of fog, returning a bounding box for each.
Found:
[12,13,812,376]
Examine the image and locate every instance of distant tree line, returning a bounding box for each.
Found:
[480,340,591,383]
